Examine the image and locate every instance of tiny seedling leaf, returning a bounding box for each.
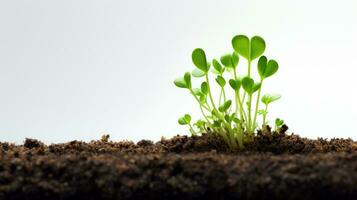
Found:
[201,82,209,95]
[218,100,232,112]
[212,59,224,74]
[216,75,226,87]
[174,77,187,88]
[258,56,279,78]
[261,94,281,105]
[232,35,249,60]
[184,114,191,123]
[192,48,208,72]
[184,72,192,89]
[229,79,241,91]
[275,118,284,127]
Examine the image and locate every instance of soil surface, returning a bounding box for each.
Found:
[0,126,356,200]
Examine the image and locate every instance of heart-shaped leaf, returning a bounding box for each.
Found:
[250,36,265,60]
[174,77,187,88]
[275,118,284,127]
[232,35,249,60]
[229,79,241,91]
[216,75,226,87]
[218,100,232,112]
[178,114,192,125]
[192,68,206,77]
[184,114,191,123]
[192,48,208,72]
[258,56,279,78]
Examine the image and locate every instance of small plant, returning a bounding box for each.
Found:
[174,34,282,149]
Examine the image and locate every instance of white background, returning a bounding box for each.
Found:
[0,0,356,144]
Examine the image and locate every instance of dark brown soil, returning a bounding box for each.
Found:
[0,127,356,200]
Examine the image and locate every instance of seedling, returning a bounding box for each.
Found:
[174,34,282,149]
[275,118,285,132]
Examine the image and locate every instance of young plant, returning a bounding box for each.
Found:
[275,118,285,132]
[174,34,282,149]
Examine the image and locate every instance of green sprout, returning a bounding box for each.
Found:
[275,118,285,132]
[174,34,282,149]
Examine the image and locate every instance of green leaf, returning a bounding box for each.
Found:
[253,82,261,93]
[220,54,232,68]
[212,59,224,74]
[192,48,208,72]
[201,82,209,95]
[215,75,226,87]
[194,120,206,131]
[242,77,254,94]
[220,52,239,69]
[178,117,187,125]
[232,52,239,68]
[224,114,234,123]
[184,114,191,123]
[174,77,187,88]
[257,56,267,77]
[258,56,279,78]
[266,60,279,77]
[275,118,284,127]
[229,79,241,91]
[213,120,222,128]
[192,88,203,96]
[192,68,206,77]
[199,94,206,105]
[218,100,232,112]
[232,35,249,60]
[250,36,265,60]
[184,72,192,89]
[233,117,241,124]
[258,109,267,115]
[261,94,281,105]
[178,114,192,125]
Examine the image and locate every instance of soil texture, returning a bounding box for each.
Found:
[0,126,356,200]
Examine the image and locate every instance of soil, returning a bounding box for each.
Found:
[0,126,356,200]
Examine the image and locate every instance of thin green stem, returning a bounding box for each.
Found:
[247,94,253,133]
[219,89,223,105]
[236,91,247,122]
[199,105,210,123]
[241,58,251,108]
[189,89,210,111]
[262,104,268,125]
[205,74,218,112]
[252,78,264,131]
[222,87,227,103]
[188,123,197,136]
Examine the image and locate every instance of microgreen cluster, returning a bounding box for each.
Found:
[174,34,282,149]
